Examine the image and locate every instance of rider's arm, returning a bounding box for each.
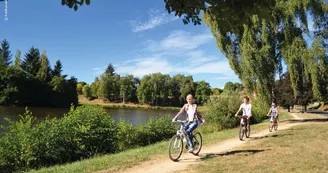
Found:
[267,108,272,116]
[172,104,186,121]
[235,106,242,117]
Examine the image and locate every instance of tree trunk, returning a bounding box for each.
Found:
[304,104,307,113]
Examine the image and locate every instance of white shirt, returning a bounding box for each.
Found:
[186,104,196,122]
[240,103,252,117]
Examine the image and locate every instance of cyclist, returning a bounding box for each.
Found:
[235,96,252,125]
[172,94,203,153]
[267,102,278,123]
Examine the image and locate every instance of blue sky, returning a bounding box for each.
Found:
[0,1,316,89]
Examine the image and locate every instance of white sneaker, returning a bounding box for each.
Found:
[188,148,194,153]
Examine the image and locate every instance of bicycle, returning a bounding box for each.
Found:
[238,115,250,140]
[268,115,278,132]
[168,120,202,162]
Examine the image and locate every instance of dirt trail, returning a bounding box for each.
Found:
[97,113,315,173]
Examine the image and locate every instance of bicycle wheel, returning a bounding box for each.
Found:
[239,124,244,140]
[168,135,183,162]
[274,121,278,131]
[191,132,202,155]
[269,121,273,132]
[246,124,250,138]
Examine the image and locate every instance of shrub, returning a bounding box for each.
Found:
[0,105,118,172]
[202,91,268,133]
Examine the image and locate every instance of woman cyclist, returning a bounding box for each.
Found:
[172,94,203,153]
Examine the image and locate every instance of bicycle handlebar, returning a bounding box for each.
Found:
[172,120,188,124]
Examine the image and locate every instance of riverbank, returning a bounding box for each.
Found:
[78,95,207,112]
[28,110,295,173]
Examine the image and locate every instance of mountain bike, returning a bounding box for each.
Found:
[268,115,278,132]
[238,115,250,140]
[168,120,202,162]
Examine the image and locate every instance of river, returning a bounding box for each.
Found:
[0,105,178,127]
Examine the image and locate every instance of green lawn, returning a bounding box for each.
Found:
[28,111,292,173]
[185,122,328,173]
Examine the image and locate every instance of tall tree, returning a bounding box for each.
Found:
[14,49,21,69]
[0,39,12,67]
[274,72,295,112]
[37,51,52,82]
[105,63,116,76]
[163,0,327,104]
[21,47,41,76]
[195,80,211,105]
[52,60,63,77]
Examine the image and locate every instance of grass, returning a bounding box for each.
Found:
[184,120,328,172]
[27,111,292,173]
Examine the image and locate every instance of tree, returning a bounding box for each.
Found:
[223,82,244,92]
[61,0,90,11]
[90,77,100,98]
[179,75,195,104]
[52,60,63,77]
[120,75,135,104]
[194,80,211,105]
[14,49,21,70]
[21,47,41,76]
[0,39,12,67]
[37,51,52,82]
[105,63,115,76]
[82,84,92,100]
[274,72,295,112]
[211,88,221,95]
[163,0,327,105]
[137,75,152,104]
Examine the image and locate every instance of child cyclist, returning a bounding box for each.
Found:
[235,96,252,125]
[267,102,278,122]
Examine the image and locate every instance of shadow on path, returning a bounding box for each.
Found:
[199,149,266,160]
[249,133,293,141]
[288,118,328,123]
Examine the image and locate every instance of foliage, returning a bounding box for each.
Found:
[163,0,328,105]
[52,60,63,77]
[273,72,295,109]
[194,80,211,105]
[0,40,78,108]
[203,91,267,132]
[0,39,12,67]
[82,85,92,100]
[0,105,177,172]
[223,82,244,92]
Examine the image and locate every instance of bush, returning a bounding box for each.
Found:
[0,105,118,172]
[202,91,268,133]
[0,105,176,172]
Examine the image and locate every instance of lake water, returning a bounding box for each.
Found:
[0,105,178,127]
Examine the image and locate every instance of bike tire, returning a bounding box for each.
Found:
[269,121,273,132]
[168,135,183,162]
[246,124,250,138]
[191,132,202,155]
[239,124,244,140]
[274,121,278,131]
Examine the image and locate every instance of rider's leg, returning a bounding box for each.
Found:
[247,116,250,127]
[186,121,199,150]
[270,115,274,122]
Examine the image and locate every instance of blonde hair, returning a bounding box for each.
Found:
[185,94,193,111]
[186,94,193,100]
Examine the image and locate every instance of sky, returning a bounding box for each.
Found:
[0,1,316,89]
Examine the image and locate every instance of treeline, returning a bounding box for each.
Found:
[0,39,78,107]
[79,64,213,106]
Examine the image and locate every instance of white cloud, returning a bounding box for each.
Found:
[130,10,179,33]
[115,58,173,77]
[144,30,213,53]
